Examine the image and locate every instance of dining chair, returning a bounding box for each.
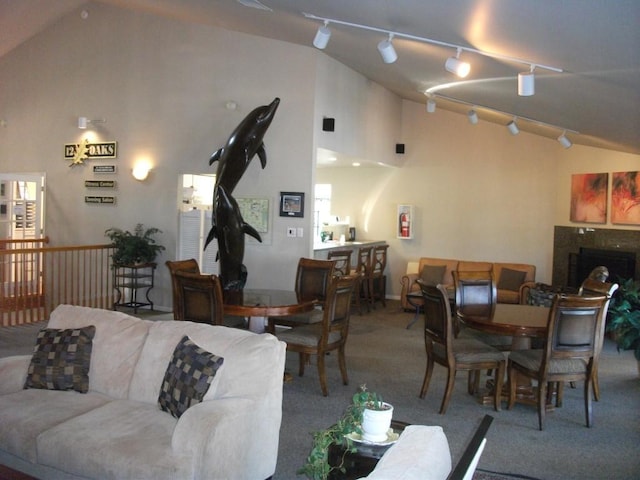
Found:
[268,257,335,330]
[369,244,388,309]
[418,281,506,414]
[165,258,200,320]
[327,249,352,277]
[507,293,609,430]
[172,270,225,325]
[275,274,358,396]
[577,274,619,402]
[453,270,512,352]
[352,246,373,314]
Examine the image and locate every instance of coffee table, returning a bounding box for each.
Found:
[327,420,409,479]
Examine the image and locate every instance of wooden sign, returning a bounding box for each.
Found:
[85,196,116,205]
[85,180,116,189]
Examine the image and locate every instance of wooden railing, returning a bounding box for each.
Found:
[0,242,115,327]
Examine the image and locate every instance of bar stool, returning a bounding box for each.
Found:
[352,246,373,314]
[327,249,352,277]
[369,245,388,308]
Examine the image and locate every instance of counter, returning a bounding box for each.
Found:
[313,240,387,259]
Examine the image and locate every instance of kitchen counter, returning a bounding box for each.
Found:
[313,240,387,258]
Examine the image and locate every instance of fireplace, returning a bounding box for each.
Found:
[568,247,636,288]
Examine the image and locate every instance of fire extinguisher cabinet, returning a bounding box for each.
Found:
[397,204,414,239]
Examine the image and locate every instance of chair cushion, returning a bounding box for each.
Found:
[420,265,447,286]
[158,336,224,418]
[24,326,95,393]
[497,268,527,292]
[277,325,341,347]
[509,349,588,374]
[433,338,505,363]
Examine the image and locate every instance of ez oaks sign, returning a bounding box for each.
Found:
[65,140,117,166]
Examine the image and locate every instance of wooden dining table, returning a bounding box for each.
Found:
[223,288,317,333]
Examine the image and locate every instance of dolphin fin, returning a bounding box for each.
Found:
[257,143,267,169]
[209,148,222,166]
[243,222,263,243]
[203,227,217,250]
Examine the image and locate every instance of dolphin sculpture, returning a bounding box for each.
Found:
[209,97,280,195]
[208,185,262,290]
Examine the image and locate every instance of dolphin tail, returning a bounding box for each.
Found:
[257,143,267,169]
[243,222,263,243]
[203,226,217,250]
[209,148,222,166]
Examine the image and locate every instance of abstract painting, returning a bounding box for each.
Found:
[611,171,640,225]
[570,173,608,224]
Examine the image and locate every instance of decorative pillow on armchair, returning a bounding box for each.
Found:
[419,265,447,286]
[497,268,527,292]
[158,335,224,419]
[24,326,96,393]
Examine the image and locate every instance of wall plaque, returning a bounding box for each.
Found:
[85,196,116,205]
[93,165,117,174]
[65,141,118,166]
[85,180,116,189]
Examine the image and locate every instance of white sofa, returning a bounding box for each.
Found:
[0,305,286,480]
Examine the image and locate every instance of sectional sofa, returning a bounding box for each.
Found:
[0,305,286,480]
[400,257,536,309]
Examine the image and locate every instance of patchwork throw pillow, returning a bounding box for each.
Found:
[24,326,96,393]
[420,265,447,286]
[497,268,527,292]
[158,336,224,419]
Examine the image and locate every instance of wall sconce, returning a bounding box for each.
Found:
[78,116,106,129]
[132,163,151,181]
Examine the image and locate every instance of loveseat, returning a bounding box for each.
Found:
[400,257,536,309]
[0,305,286,480]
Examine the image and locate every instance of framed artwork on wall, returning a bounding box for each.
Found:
[279,192,304,218]
[397,204,414,239]
[570,173,608,224]
[611,171,640,225]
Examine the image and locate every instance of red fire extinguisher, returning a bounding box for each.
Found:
[400,211,410,237]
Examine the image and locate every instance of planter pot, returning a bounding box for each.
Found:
[362,402,393,443]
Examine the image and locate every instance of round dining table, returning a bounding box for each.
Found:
[223,288,317,333]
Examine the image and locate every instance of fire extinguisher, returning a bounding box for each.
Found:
[400,211,410,237]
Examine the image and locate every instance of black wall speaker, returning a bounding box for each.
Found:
[322,118,335,132]
[395,143,405,154]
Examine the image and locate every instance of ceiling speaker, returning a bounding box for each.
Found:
[395,143,405,154]
[322,118,335,132]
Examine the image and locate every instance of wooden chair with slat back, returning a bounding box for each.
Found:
[173,270,225,326]
[166,259,200,320]
[327,249,352,277]
[418,281,506,414]
[507,293,609,430]
[352,246,373,314]
[275,274,358,396]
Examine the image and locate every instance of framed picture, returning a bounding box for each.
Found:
[570,173,607,224]
[612,171,640,225]
[280,192,304,217]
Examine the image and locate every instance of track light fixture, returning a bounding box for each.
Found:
[445,48,470,78]
[313,21,331,49]
[467,109,478,125]
[426,98,436,113]
[377,34,397,64]
[507,118,520,135]
[557,131,572,148]
[518,65,535,96]
[303,12,563,91]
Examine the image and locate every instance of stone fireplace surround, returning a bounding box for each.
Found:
[552,226,640,288]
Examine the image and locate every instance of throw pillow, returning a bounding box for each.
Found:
[419,265,447,286]
[497,268,527,292]
[24,326,96,393]
[158,335,224,419]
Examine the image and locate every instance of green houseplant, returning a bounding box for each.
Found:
[298,385,390,480]
[105,223,165,267]
[606,278,640,362]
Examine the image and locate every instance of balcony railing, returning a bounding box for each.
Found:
[0,241,115,327]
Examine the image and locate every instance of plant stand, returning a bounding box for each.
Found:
[113,263,156,313]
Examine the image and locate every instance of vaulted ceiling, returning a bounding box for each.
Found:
[1,0,639,154]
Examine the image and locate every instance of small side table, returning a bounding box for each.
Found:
[327,420,409,480]
[113,263,156,313]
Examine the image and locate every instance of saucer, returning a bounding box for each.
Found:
[345,428,400,446]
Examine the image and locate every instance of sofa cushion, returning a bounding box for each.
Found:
[37,399,193,480]
[497,268,527,292]
[0,389,110,462]
[24,326,95,393]
[158,336,224,419]
[420,265,446,286]
[47,305,152,399]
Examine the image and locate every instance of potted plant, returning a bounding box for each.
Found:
[606,278,640,369]
[105,223,165,267]
[298,385,392,480]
